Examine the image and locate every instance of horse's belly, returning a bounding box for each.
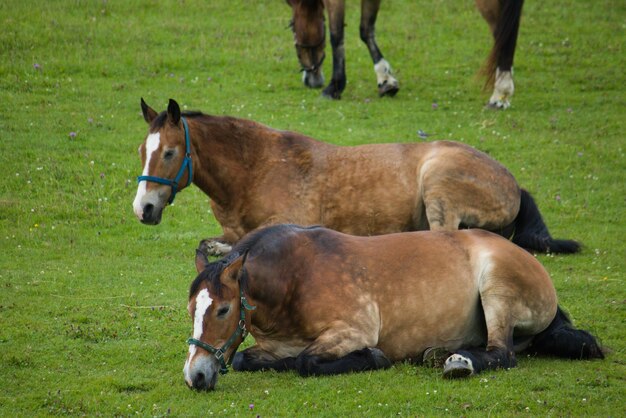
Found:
[375,270,484,361]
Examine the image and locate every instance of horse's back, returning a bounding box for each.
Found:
[317,142,427,234]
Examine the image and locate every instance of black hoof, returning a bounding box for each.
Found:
[322,83,343,100]
[231,352,244,371]
[369,348,392,369]
[378,81,399,97]
[422,347,450,368]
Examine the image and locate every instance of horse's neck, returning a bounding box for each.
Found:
[189,116,285,206]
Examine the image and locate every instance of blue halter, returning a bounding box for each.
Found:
[137,117,193,205]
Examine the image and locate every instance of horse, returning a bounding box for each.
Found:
[287,0,523,108]
[133,98,580,256]
[183,224,603,390]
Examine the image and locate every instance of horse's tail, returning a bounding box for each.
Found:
[482,0,525,89]
[528,306,604,360]
[511,189,581,254]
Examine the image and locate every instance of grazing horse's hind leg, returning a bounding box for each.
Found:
[360,0,399,97]
[476,0,524,109]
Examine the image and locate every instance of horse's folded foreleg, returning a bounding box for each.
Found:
[231,347,296,372]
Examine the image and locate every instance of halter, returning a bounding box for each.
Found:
[137,117,193,205]
[186,288,256,375]
[296,36,326,73]
[291,18,326,73]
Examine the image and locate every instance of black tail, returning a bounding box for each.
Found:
[512,189,581,253]
[529,307,604,360]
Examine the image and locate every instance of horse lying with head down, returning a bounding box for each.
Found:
[287,0,523,108]
[133,99,580,256]
[184,224,603,390]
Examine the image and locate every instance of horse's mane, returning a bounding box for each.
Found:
[188,225,322,299]
[150,110,206,131]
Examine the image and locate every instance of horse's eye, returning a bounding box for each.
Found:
[163,149,175,159]
[216,306,230,317]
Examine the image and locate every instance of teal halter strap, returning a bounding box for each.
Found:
[187,288,256,375]
[137,117,193,204]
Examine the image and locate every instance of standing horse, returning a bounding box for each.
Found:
[287,0,523,108]
[133,99,580,256]
[183,225,603,390]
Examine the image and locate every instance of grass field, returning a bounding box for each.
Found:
[1,0,624,416]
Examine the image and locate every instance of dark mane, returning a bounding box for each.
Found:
[188,251,240,300]
[188,224,322,300]
[232,224,322,255]
[150,110,206,131]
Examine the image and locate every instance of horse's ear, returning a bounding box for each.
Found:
[222,255,244,284]
[140,98,158,124]
[167,99,181,125]
[195,249,209,274]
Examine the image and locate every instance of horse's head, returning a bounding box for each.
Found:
[184,249,253,391]
[132,98,193,225]
[287,0,326,88]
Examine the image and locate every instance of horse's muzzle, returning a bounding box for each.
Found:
[185,355,219,391]
[303,69,325,89]
[138,203,162,225]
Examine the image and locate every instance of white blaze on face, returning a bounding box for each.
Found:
[183,288,213,384]
[132,132,161,220]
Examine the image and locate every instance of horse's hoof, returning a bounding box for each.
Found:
[199,239,233,257]
[322,83,343,100]
[231,352,244,371]
[422,347,450,368]
[486,98,511,110]
[378,81,399,97]
[369,348,392,369]
[443,354,474,379]
[322,90,341,100]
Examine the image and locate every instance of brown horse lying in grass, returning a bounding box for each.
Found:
[183,224,603,390]
[133,99,580,255]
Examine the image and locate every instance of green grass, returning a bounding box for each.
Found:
[1,0,624,416]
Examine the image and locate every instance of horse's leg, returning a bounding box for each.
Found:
[293,319,388,376]
[423,199,462,231]
[231,346,296,372]
[198,238,233,257]
[443,293,517,378]
[322,0,347,99]
[475,0,524,109]
[360,0,399,97]
[443,346,516,378]
[295,347,391,376]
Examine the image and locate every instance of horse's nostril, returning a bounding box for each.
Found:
[194,372,206,389]
[143,203,154,219]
